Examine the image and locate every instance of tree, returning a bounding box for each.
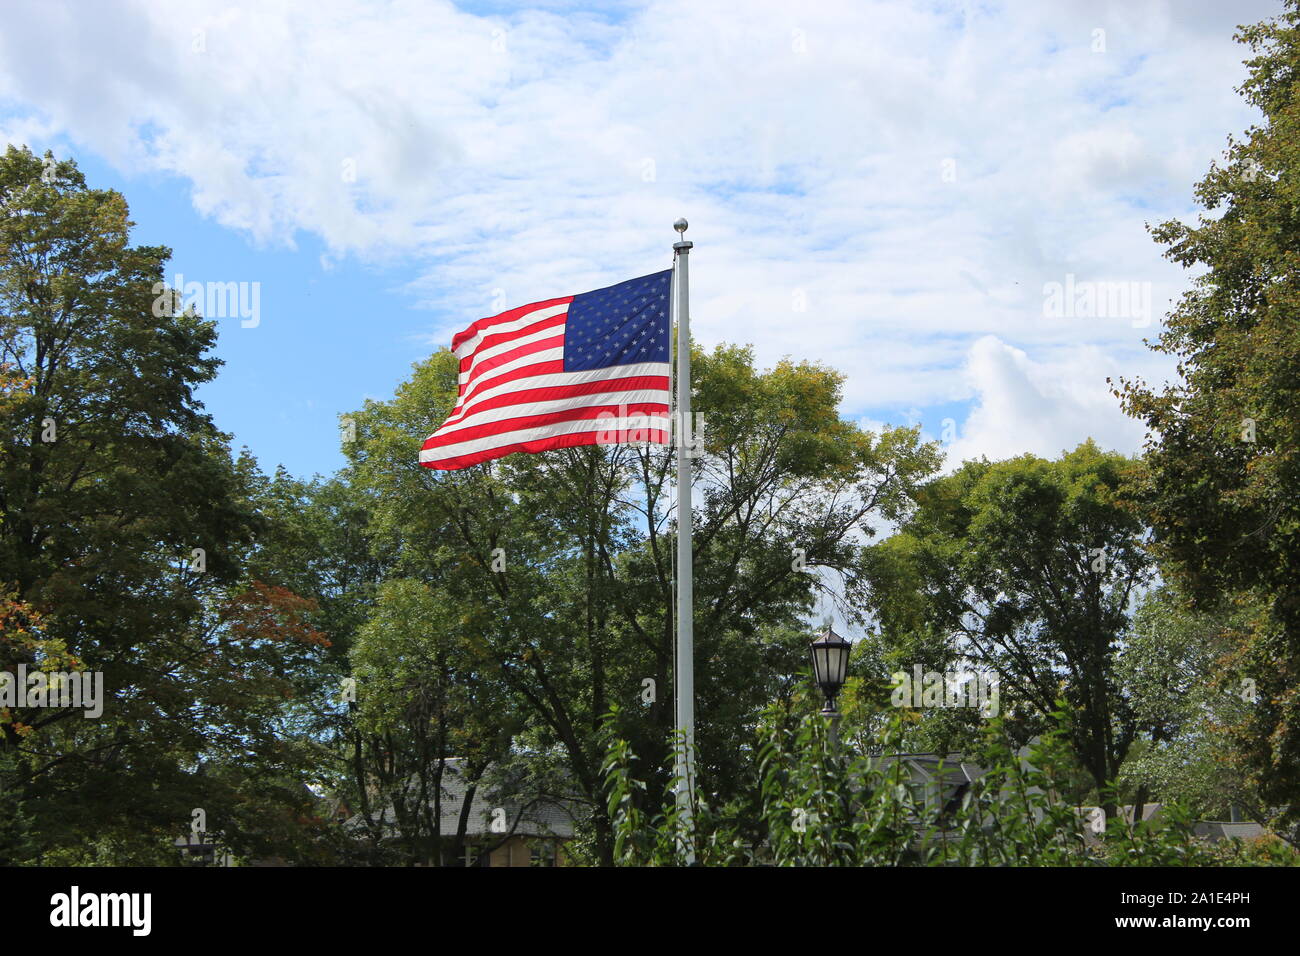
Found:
[603,707,1242,867]
[1115,3,1300,835]
[860,441,1154,812]
[1117,586,1257,823]
[348,577,515,865]
[340,341,942,861]
[0,145,327,862]
[235,468,395,858]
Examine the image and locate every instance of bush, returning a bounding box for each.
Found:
[602,706,1234,866]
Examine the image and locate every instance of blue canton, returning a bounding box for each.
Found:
[562,269,672,372]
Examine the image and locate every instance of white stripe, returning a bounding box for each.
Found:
[421,414,670,463]
[457,326,563,391]
[449,345,565,418]
[453,303,569,359]
[430,387,670,440]
[442,360,670,428]
[462,318,567,373]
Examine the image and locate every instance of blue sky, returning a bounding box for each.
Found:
[0,0,1279,481]
[69,152,443,479]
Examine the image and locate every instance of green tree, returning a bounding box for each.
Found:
[348,577,516,865]
[0,145,328,863]
[236,468,395,851]
[860,441,1153,813]
[1117,586,1257,823]
[1115,3,1300,836]
[340,341,941,861]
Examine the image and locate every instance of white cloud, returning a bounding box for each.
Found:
[0,0,1276,463]
[944,334,1158,466]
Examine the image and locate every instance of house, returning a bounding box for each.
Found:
[1193,820,1266,842]
[439,759,579,866]
[869,740,1064,814]
[346,758,582,866]
[871,752,986,822]
[1069,801,1275,846]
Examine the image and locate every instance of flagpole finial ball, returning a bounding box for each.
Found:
[673,218,688,234]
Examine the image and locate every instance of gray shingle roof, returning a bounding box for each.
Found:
[347,758,581,840]
[1194,821,1266,842]
[437,759,578,838]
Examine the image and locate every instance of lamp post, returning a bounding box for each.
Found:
[809,624,851,749]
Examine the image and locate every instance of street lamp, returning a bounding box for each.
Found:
[809,624,851,746]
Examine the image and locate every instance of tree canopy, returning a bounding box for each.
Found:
[1117,4,1300,835]
[861,441,1153,809]
[0,145,331,863]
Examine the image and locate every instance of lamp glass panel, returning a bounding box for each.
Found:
[811,645,829,686]
[828,643,848,686]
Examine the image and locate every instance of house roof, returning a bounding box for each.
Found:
[1194,821,1266,842]
[347,758,581,840]
[438,759,578,839]
[872,753,985,786]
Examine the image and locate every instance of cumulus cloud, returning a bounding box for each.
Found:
[0,0,1275,463]
[944,335,1158,466]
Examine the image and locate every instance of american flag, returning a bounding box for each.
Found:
[420,270,673,470]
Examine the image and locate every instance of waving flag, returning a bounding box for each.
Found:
[420,270,672,470]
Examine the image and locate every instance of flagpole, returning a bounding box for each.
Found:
[671,217,695,863]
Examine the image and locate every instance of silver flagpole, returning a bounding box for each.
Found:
[671,217,695,863]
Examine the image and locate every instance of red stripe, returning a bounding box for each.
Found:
[457,312,567,399]
[474,312,566,357]
[423,401,669,449]
[443,374,670,429]
[421,428,670,470]
[464,332,565,389]
[451,295,573,353]
[445,359,567,420]
[458,354,472,398]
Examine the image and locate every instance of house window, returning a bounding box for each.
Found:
[529,840,557,867]
[461,843,480,867]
